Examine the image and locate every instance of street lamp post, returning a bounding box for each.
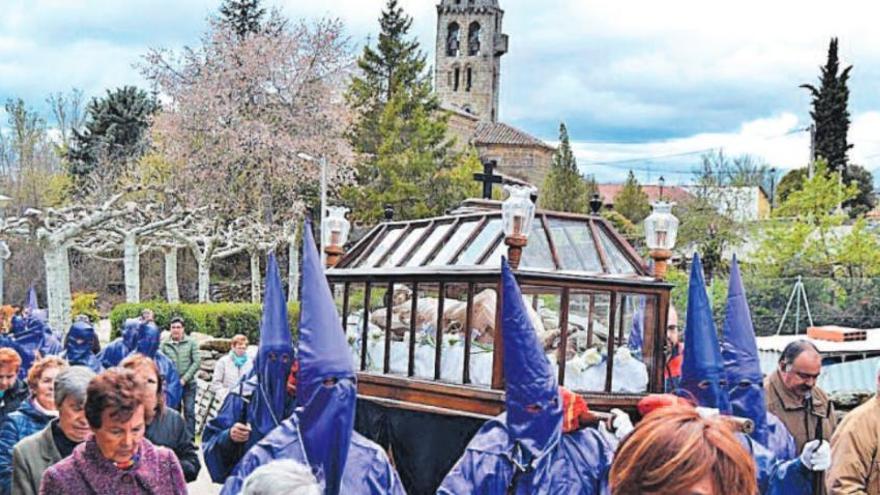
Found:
[0,194,12,305]
[643,200,679,280]
[501,185,536,269]
[296,153,328,266]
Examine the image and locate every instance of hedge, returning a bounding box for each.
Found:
[109,301,300,343]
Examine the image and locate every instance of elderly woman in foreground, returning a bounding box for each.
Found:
[12,366,95,495]
[610,406,758,495]
[38,368,187,495]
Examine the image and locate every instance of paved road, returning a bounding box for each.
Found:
[191,450,222,495]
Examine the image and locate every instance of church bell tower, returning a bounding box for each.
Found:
[435,0,508,123]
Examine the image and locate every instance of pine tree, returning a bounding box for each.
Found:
[67,86,158,183]
[614,171,650,223]
[219,0,266,38]
[541,122,587,213]
[343,0,476,222]
[801,38,852,174]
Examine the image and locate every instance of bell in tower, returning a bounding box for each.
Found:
[435,0,508,123]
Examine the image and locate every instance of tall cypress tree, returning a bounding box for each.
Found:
[801,38,852,174]
[344,0,477,223]
[541,122,587,213]
[219,0,266,38]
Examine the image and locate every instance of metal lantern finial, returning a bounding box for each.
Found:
[323,206,350,268]
[501,185,536,269]
[644,201,679,279]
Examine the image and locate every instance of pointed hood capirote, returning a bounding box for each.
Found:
[136,322,161,358]
[501,257,562,461]
[721,255,769,445]
[249,252,294,440]
[680,253,731,413]
[295,218,357,495]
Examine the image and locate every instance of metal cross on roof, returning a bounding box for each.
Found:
[473,159,503,200]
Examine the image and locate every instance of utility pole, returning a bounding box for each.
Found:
[808,124,816,178]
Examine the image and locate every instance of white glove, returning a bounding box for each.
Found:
[615,347,632,363]
[609,408,634,440]
[695,407,720,419]
[800,439,831,471]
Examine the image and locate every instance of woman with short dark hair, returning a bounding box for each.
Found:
[121,354,200,482]
[38,368,186,495]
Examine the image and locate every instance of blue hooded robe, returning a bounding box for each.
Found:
[438,258,614,495]
[203,253,297,483]
[722,256,796,461]
[129,322,182,408]
[220,222,404,495]
[60,321,103,373]
[98,318,140,368]
[681,254,809,494]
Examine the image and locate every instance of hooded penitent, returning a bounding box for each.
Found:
[137,322,161,358]
[64,321,101,372]
[25,287,47,323]
[13,317,45,357]
[98,318,140,368]
[679,253,731,413]
[122,318,140,350]
[296,219,357,495]
[134,321,182,408]
[501,257,562,463]
[721,255,769,445]
[248,253,295,442]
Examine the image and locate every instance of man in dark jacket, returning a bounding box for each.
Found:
[0,348,27,422]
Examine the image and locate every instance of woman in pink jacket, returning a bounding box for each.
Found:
[39,368,186,495]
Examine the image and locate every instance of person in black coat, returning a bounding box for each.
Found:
[121,353,201,482]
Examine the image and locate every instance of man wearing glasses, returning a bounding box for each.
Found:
[765,340,837,493]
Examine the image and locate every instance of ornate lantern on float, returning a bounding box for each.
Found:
[643,201,679,280]
[501,185,536,269]
[323,206,351,268]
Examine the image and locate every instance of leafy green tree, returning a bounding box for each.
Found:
[801,38,852,174]
[841,163,875,217]
[343,0,476,222]
[756,160,865,278]
[614,171,650,223]
[219,0,266,37]
[67,86,158,187]
[541,122,587,213]
[777,168,807,204]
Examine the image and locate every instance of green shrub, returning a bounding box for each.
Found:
[72,292,101,324]
[109,301,300,343]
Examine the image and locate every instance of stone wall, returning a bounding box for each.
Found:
[478,143,553,188]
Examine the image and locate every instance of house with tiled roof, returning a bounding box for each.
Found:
[597,184,695,208]
[435,0,554,189]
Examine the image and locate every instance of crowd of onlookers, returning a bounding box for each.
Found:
[0,305,264,494]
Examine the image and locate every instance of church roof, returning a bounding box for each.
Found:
[471,122,555,150]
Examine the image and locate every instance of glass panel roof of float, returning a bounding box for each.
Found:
[339,205,647,278]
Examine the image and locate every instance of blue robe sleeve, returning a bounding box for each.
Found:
[157,354,183,409]
[0,415,21,495]
[437,449,487,495]
[765,458,812,495]
[219,442,271,495]
[97,340,125,369]
[203,392,248,483]
[766,412,797,461]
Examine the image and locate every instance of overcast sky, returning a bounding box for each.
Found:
[2,0,880,184]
